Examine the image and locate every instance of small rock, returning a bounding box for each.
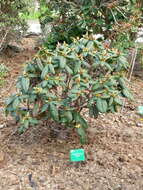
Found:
[118,155,129,162]
[137,106,143,115]
[27,19,42,35]
[0,124,5,129]
[87,127,98,134]
[39,176,47,183]
[122,129,134,142]
[136,123,143,127]
[137,156,143,162]
[9,174,19,185]
[0,108,4,113]
[7,44,24,53]
[114,184,122,190]
[128,154,132,159]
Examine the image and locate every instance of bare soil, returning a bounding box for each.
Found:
[0,38,143,190]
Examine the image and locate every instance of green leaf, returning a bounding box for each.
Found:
[18,121,29,134]
[58,56,66,68]
[73,112,88,129]
[69,93,78,101]
[60,117,68,123]
[5,105,15,115]
[77,127,87,144]
[118,56,128,64]
[96,98,108,113]
[33,103,39,115]
[118,78,126,88]
[65,65,73,74]
[86,41,94,49]
[109,97,114,106]
[80,82,89,88]
[28,74,37,78]
[101,94,110,99]
[21,77,30,92]
[49,103,59,121]
[109,105,116,113]
[29,118,39,125]
[41,80,48,87]
[64,111,73,122]
[92,83,100,91]
[49,64,55,74]
[74,61,81,74]
[23,119,29,129]
[104,62,112,71]
[5,95,15,106]
[82,61,90,67]
[12,97,20,109]
[29,94,37,102]
[104,80,116,87]
[122,89,133,100]
[100,62,112,71]
[41,65,49,79]
[94,89,104,94]
[18,126,25,134]
[27,63,35,72]
[41,104,49,113]
[114,97,123,105]
[36,58,43,71]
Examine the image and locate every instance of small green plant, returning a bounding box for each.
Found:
[0,63,9,87]
[5,35,132,143]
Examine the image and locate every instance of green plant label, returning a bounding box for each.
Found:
[137,106,143,115]
[70,149,85,162]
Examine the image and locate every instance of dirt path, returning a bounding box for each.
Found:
[0,38,143,190]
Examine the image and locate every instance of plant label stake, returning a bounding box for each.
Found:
[70,149,85,162]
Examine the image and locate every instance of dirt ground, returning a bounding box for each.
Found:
[0,38,143,190]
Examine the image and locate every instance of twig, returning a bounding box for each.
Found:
[0,28,9,52]
[28,174,38,190]
[1,126,19,150]
[109,8,120,25]
[121,47,138,113]
[128,47,138,81]
[115,6,127,19]
[62,0,77,7]
[8,171,23,190]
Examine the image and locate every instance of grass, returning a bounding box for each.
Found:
[20,5,51,20]
[20,11,41,20]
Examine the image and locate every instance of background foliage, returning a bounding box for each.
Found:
[0,0,28,51]
[39,0,142,50]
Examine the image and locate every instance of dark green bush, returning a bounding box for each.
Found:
[39,0,142,50]
[5,34,132,143]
